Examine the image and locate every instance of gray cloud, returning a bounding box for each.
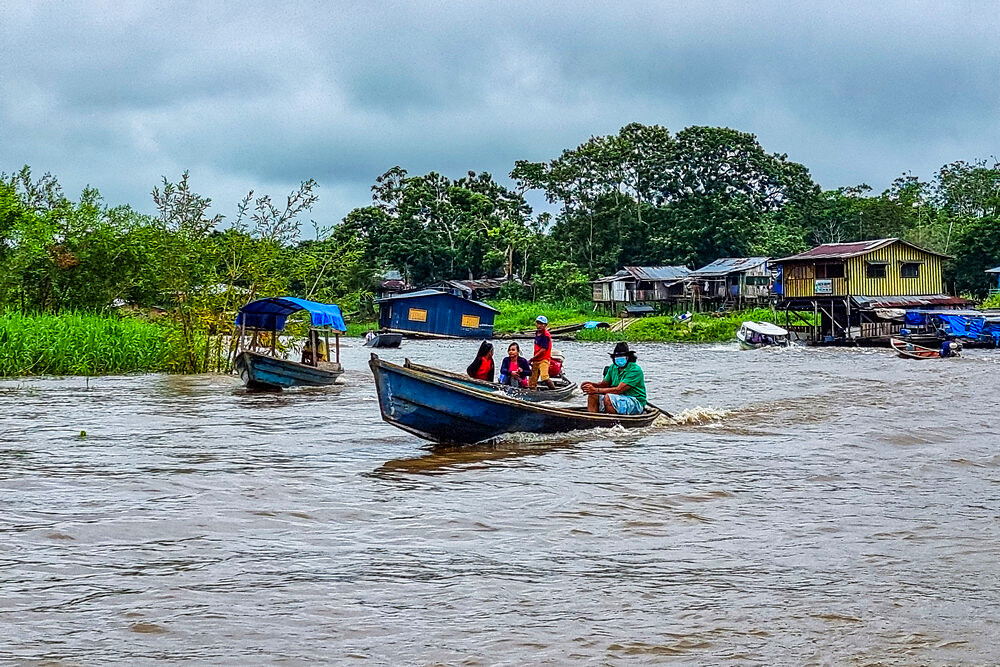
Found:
[2,0,998,230]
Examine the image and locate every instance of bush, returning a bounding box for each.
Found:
[532,261,591,302]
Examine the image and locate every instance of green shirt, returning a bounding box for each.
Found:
[603,361,646,407]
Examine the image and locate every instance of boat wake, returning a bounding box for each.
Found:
[664,406,729,426]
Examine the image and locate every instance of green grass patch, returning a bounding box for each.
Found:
[577,308,794,343]
[0,311,190,376]
[488,298,613,334]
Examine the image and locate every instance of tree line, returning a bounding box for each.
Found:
[3,123,1000,329]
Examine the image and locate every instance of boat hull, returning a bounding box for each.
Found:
[364,332,403,348]
[370,354,659,445]
[890,337,954,359]
[403,360,577,402]
[235,350,343,390]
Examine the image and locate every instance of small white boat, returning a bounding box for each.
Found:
[737,321,790,350]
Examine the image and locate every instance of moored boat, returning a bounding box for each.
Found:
[364,331,403,348]
[737,321,791,350]
[234,296,346,390]
[403,359,577,402]
[370,354,661,445]
[890,337,960,359]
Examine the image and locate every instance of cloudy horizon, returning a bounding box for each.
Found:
[2,1,998,229]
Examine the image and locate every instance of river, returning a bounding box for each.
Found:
[2,339,999,664]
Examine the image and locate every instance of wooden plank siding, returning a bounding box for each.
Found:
[781,240,944,297]
[844,243,943,296]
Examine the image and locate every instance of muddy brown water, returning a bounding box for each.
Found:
[2,340,999,664]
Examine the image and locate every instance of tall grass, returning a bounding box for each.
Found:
[0,311,188,376]
[577,308,789,343]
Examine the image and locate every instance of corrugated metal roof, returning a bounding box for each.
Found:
[624,266,691,281]
[985,266,1000,274]
[851,294,971,309]
[775,238,950,262]
[690,257,769,277]
[374,288,499,312]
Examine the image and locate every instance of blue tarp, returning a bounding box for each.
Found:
[236,297,346,332]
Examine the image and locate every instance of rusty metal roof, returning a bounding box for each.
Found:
[776,238,950,262]
[623,266,690,281]
[851,294,971,309]
[690,257,769,277]
[592,267,690,283]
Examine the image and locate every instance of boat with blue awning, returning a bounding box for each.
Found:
[234,296,346,391]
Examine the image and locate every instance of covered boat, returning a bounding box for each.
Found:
[890,337,960,360]
[402,359,577,402]
[737,321,791,349]
[370,354,661,445]
[234,296,346,390]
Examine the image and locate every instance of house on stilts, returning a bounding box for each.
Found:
[772,238,969,344]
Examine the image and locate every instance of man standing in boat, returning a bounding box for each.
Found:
[581,342,646,414]
[529,315,557,390]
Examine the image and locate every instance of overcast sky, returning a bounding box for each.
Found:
[2,1,998,230]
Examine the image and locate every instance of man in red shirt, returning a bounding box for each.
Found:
[529,315,556,390]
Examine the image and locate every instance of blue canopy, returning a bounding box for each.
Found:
[236,297,346,332]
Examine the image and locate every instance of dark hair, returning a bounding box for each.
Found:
[507,342,520,354]
[476,341,494,359]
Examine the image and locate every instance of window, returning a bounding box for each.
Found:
[786,265,813,280]
[408,308,427,322]
[815,263,844,279]
[461,314,480,328]
[866,262,887,279]
[901,262,921,279]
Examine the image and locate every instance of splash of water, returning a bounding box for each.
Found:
[664,406,729,426]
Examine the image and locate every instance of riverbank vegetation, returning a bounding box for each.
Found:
[0,311,188,376]
[3,122,999,375]
[576,308,784,344]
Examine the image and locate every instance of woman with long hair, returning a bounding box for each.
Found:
[466,341,495,382]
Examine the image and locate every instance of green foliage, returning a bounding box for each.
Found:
[531,261,591,302]
[577,308,785,343]
[489,298,609,334]
[0,311,191,376]
[950,214,1000,296]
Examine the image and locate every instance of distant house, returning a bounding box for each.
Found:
[377,270,410,299]
[427,276,530,300]
[375,289,498,338]
[688,257,771,307]
[772,238,968,342]
[591,266,690,310]
[986,266,1000,295]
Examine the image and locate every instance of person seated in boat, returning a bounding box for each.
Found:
[940,339,960,357]
[581,342,646,415]
[301,331,327,365]
[498,342,531,387]
[364,330,376,344]
[549,349,565,380]
[466,341,495,382]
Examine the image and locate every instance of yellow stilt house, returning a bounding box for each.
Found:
[773,238,968,342]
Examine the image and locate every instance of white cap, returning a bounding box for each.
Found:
[535,315,548,324]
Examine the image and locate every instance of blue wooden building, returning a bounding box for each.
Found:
[375,289,498,338]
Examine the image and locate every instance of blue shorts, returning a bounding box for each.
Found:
[600,394,643,415]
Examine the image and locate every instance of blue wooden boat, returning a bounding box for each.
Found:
[234,349,343,390]
[370,354,661,445]
[234,296,346,391]
[402,359,577,402]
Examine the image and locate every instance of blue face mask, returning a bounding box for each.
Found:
[613,356,628,368]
